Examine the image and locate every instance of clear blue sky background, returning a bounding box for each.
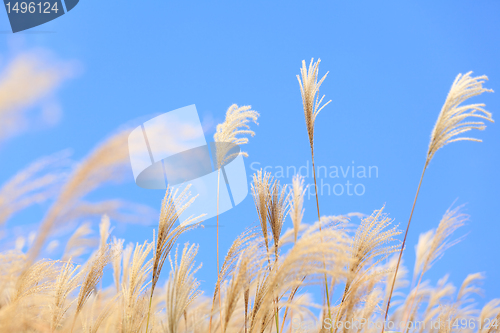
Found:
[1,1,499,309]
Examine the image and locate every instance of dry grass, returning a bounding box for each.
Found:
[0,56,498,333]
[383,71,495,329]
[427,72,494,163]
[297,58,336,330]
[213,104,259,168]
[212,104,259,333]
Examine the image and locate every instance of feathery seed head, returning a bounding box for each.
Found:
[415,204,467,279]
[427,72,494,164]
[267,179,291,259]
[75,244,114,316]
[151,185,203,292]
[297,58,331,150]
[251,170,273,252]
[213,104,259,168]
[164,243,202,333]
[347,206,401,292]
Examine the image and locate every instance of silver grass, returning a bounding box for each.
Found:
[151,185,203,293]
[0,56,499,333]
[29,128,132,265]
[14,259,58,302]
[81,292,118,333]
[121,242,133,293]
[427,72,494,164]
[413,205,467,281]
[249,223,352,333]
[403,205,467,328]
[98,214,112,249]
[384,72,494,329]
[50,260,82,332]
[298,58,333,326]
[212,104,258,333]
[122,240,154,333]
[164,243,202,333]
[263,177,290,333]
[72,217,116,333]
[479,299,500,333]
[445,273,485,330]
[267,179,291,260]
[212,229,257,307]
[297,58,331,150]
[457,273,484,303]
[62,222,96,261]
[213,104,259,168]
[146,184,203,333]
[394,281,431,331]
[383,255,410,309]
[251,170,273,253]
[0,151,69,226]
[348,207,401,283]
[422,276,456,325]
[290,175,306,244]
[336,207,401,327]
[209,229,258,332]
[72,244,113,332]
[111,237,124,294]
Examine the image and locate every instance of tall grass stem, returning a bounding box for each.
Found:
[382,162,428,333]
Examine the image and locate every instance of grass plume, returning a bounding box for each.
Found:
[297,57,333,326]
[383,72,494,332]
[212,104,259,333]
[145,185,203,333]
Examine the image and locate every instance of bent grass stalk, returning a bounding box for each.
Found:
[145,186,203,333]
[382,72,493,332]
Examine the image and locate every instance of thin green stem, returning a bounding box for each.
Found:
[381,161,428,333]
[275,307,281,333]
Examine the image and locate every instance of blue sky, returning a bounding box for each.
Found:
[1,0,499,309]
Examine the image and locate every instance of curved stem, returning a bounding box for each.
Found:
[381,161,428,333]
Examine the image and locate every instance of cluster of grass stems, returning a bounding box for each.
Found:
[0,58,499,333]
